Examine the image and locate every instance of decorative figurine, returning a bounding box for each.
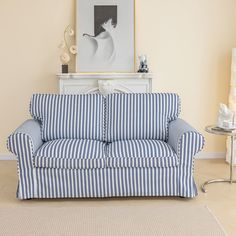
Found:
[58,25,77,73]
[217,103,236,129]
[138,55,149,73]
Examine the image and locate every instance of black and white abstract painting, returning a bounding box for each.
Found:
[77,0,135,72]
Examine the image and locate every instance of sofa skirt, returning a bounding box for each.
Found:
[17,165,197,199]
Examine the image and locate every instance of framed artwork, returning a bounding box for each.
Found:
[76,0,135,73]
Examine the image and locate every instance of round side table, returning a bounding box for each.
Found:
[201,125,236,193]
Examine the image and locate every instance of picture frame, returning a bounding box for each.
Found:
[76,0,135,73]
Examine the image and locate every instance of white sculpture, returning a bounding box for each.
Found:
[98,80,115,95]
[217,103,235,129]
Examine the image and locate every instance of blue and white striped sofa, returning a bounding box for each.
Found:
[7,93,204,200]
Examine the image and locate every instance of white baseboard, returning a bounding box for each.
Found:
[0,154,16,160]
[0,152,225,161]
[195,152,225,159]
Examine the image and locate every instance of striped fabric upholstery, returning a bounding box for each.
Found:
[31,131,204,199]
[34,139,106,169]
[178,131,205,197]
[107,140,179,168]
[30,94,104,141]
[34,167,180,198]
[7,133,35,199]
[7,129,204,199]
[106,93,180,142]
[7,95,206,200]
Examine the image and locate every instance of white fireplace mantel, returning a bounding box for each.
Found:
[57,73,153,95]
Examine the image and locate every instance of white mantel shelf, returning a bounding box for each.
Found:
[57,73,153,95]
[57,73,153,80]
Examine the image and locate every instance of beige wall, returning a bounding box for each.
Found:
[1,0,236,154]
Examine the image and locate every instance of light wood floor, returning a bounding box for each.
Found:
[0,159,235,235]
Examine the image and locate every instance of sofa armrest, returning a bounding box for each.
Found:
[168,118,204,163]
[7,119,43,199]
[7,119,43,156]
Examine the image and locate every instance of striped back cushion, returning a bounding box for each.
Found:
[106,93,180,142]
[30,94,104,141]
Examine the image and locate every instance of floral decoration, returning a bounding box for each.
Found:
[58,25,77,65]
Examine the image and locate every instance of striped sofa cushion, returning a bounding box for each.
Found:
[106,93,180,142]
[30,94,104,141]
[107,140,179,168]
[34,139,106,169]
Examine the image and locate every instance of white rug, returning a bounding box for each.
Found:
[0,205,226,236]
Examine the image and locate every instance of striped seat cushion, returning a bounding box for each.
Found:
[30,94,104,142]
[107,140,179,168]
[34,139,106,169]
[106,93,180,142]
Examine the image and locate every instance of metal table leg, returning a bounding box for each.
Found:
[201,136,236,193]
